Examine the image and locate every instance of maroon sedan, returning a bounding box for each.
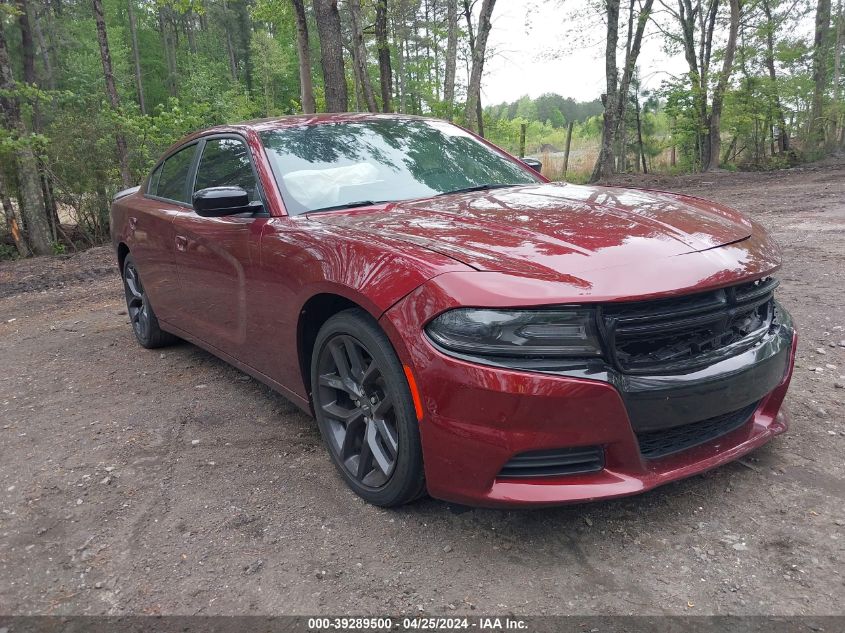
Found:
[110,114,796,508]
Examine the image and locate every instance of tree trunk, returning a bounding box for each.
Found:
[0,22,52,255]
[93,0,132,187]
[443,0,457,118]
[127,0,146,114]
[594,0,654,179]
[0,170,31,257]
[185,11,197,55]
[291,0,316,113]
[810,0,832,150]
[32,5,54,89]
[762,0,789,152]
[395,2,407,113]
[348,0,378,112]
[464,0,495,134]
[313,0,348,111]
[590,0,620,181]
[158,7,178,96]
[17,0,59,239]
[675,0,712,169]
[834,0,842,102]
[615,0,653,151]
[222,0,239,82]
[16,0,36,86]
[634,88,647,173]
[705,0,739,171]
[235,0,254,93]
[836,0,843,145]
[375,0,393,112]
[17,0,47,139]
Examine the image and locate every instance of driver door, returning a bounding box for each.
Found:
[171,135,268,359]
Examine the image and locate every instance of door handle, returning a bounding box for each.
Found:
[175,235,188,252]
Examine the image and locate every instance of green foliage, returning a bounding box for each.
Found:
[0,0,841,254]
[485,93,604,129]
[0,243,18,261]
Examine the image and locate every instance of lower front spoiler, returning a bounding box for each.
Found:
[414,330,796,509]
[484,403,788,508]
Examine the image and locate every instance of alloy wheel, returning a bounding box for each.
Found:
[316,335,399,489]
[123,262,150,341]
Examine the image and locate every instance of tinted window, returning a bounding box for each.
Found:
[260,119,540,215]
[147,164,162,195]
[194,138,260,202]
[156,145,197,203]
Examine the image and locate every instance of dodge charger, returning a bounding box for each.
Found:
[110,114,796,507]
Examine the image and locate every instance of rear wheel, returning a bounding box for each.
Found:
[311,309,425,507]
[122,254,177,349]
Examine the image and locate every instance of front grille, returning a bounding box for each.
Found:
[602,277,778,374]
[636,401,759,459]
[498,446,604,479]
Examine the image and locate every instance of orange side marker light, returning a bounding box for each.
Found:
[403,365,424,421]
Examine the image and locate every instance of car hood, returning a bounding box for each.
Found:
[308,183,754,279]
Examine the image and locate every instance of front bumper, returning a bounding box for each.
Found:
[382,296,796,508]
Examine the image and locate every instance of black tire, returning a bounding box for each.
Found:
[311,308,425,507]
[122,254,178,349]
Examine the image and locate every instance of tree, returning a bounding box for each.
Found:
[761,0,790,153]
[313,0,347,111]
[810,0,832,149]
[234,0,255,93]
[464,0,495,134]
[375,0,393,112]
[348,0,378,112]
[593,0,620,181]
[657,0,742,170]
[705,0,740,170]
[443,0,457,117]
[222,0,239,82]
[836,0,844,145]
[0,19,52,255]
[127,0,146,114]
[92,0,132,187]
[0,167,31,257]
[291,0,316,113]
[158,6,179,97]
[591,0,655,180]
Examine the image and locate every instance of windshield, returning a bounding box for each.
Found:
[260,118,541,215]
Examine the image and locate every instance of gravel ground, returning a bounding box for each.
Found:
[0,161,843,616]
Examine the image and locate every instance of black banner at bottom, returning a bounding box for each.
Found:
[0,616,841,633]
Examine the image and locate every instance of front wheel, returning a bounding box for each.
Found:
[122,254,177,349]
[311,309,425,507]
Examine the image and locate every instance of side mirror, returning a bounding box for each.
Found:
[193,186,259,217]
[522,158,543,173]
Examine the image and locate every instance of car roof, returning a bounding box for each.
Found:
[160,113,439,159]
[206,112,435,135]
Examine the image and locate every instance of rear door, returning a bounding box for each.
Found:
[170,135,268,359]
[131,143,199,324]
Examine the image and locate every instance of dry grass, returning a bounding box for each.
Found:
[537,139,678,183]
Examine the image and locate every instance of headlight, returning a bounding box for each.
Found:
[425,308,603,358]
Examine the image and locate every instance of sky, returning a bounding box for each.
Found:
[480,0,706,105]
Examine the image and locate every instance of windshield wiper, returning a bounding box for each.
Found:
[435,183,523,197]
[308,200,390,213]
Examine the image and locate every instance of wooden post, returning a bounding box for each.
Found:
[519,123,526,157]
[562,121,574,178]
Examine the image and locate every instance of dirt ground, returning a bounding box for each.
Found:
[1,160,844,617]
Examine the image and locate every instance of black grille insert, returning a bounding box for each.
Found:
[636,401,760,460]
[498,446,604,479]
[602,277,779,374]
